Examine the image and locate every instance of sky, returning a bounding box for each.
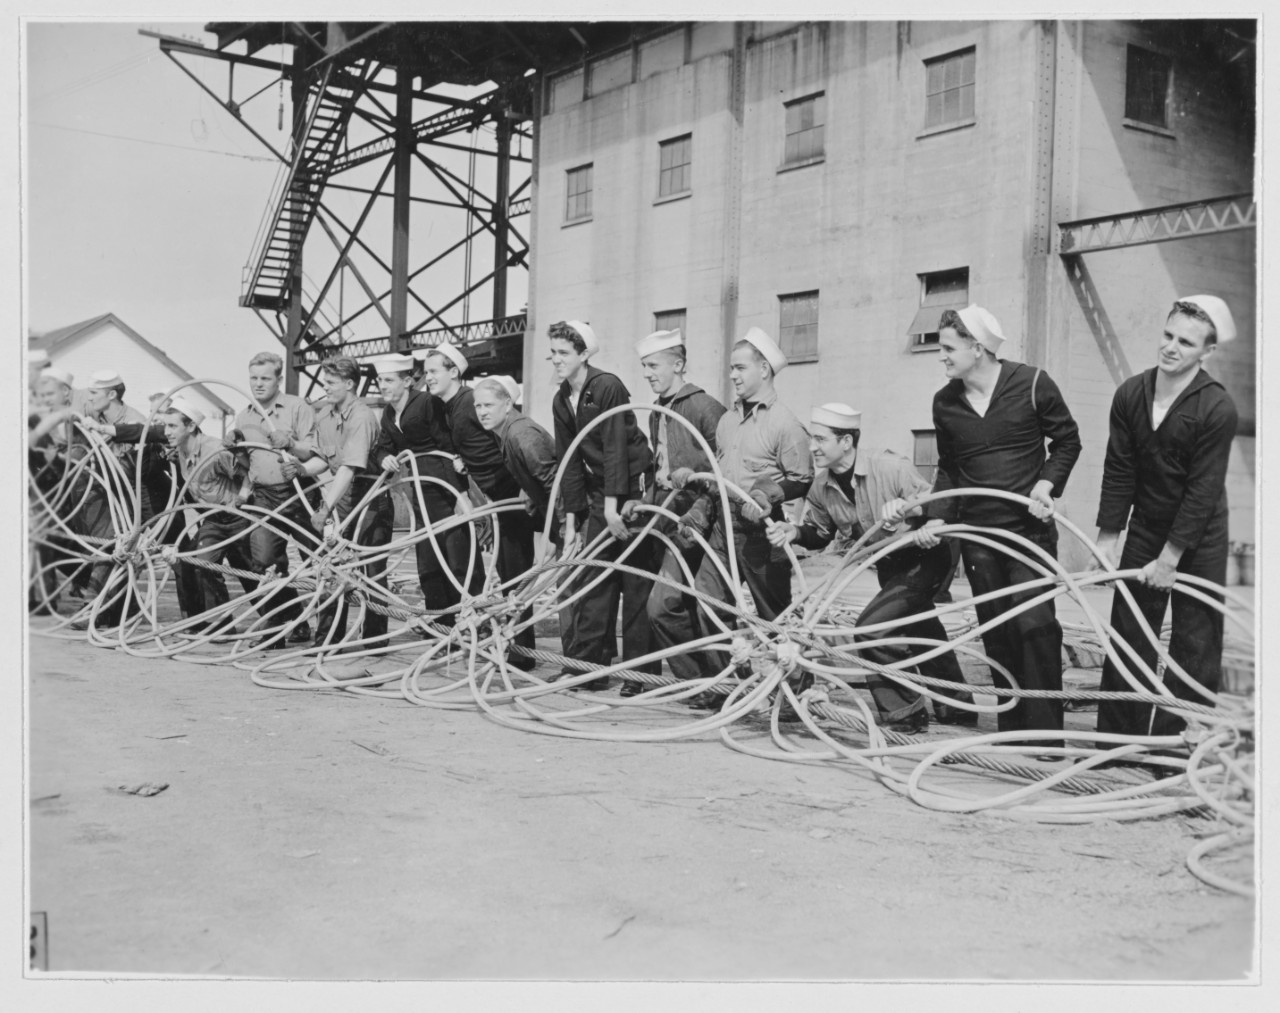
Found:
[22,18,528,391]
[25,21,288,385]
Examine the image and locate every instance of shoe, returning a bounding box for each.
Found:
[30,601,57,617]
[287,622,312,644]
[619,680,644,698]
[570,675,610,692]
[505,651,538,672]
[933,700,980,727]
[885,709,929,735]
[685,690,724,711]
[257,634,299,651]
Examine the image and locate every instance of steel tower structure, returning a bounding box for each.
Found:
[151,21,666,395]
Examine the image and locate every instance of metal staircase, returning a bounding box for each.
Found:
[240,66,360,311]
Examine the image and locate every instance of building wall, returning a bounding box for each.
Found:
[528,19,1255,567]
[529,26,739,426]
[1048,20,1256,566]
[49,320,231,435]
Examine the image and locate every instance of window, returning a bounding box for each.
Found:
[908,268,969,348]
[924,48,975,129]
[654,308,687,335]
[783,93,825,165]
[565,164,593,222]
[658,135,692,198]
[778,291,820,362]
[912,429,939,485]
[1125,45,1172,128]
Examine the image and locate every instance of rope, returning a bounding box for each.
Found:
[27,384,1255,896]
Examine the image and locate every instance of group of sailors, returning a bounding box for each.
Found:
[27,291,1240,746]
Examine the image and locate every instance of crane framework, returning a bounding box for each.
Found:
[153,21,665,396]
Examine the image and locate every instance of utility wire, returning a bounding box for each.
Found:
[30,121,277,163]
[28,50,159,107]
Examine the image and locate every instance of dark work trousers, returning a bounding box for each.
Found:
[647,519,708,682]
[689,512,793,679]
[80,482,151,625]
[411,481,479,628]
[960,522,1065,740]
[317,481,394,643]
[850,541,969,721]
[488,499,537,656]
[191,510,260,616]
[248,482,314,627]
[150,508,202,621]
[1095,513,1227,739]
[562,479,660,671]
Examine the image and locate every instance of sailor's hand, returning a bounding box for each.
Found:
[912,518,945,550]
[1027,480,1056,521]
[766,521,797,548]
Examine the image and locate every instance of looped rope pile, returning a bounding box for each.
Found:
[28,382,1255,897]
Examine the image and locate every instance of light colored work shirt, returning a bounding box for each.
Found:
[235,391,317,487]
[802,447,932,552]
[713,387,812,493]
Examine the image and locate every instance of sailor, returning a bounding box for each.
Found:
[684,327,813,709]
[901,305,1081,743]
[370,352,471,630]
[770,403,973,732]
[632,328,728,698]
[1093,295,1239,740]
[549,319,657,690]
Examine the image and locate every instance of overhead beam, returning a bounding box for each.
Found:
[1057,193,1255,254]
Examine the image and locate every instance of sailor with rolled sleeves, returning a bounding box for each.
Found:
[1093,295,1240,740]
[298,356,395,648]
[632,328,728,697]
[549,319,658,687]
[684,327,813,708]
[233,351,318,645]
[769,403,972,732]
[904,305,1081,743]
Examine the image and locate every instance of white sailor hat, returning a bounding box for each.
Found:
[810,403,862,430]
[955,305,1006,355]
[89,369,125,390]
[563,320,600,357]
[492,374,522,404]
[635,328,684,359]
[165,393,206,427]
[430,342,469,376]
[1177,295,1237,344]
[739,326,788,374]
[29,349,50,367]
[371,353,416,374]
[41,366,74,387]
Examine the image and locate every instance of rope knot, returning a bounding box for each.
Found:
[772,639,801,675]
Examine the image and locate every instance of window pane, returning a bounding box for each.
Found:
[812,124,824,157]
[813,93,825,126]
[943,89,959,124]
[960,50,975,86]
[944,56,960,91]
[784,134,798,164]
[959,84,974,120]
[926,60,943,95]
[925,93,941,129]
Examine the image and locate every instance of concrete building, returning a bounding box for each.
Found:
[522,19,1255,572]
[29,312,235,434]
